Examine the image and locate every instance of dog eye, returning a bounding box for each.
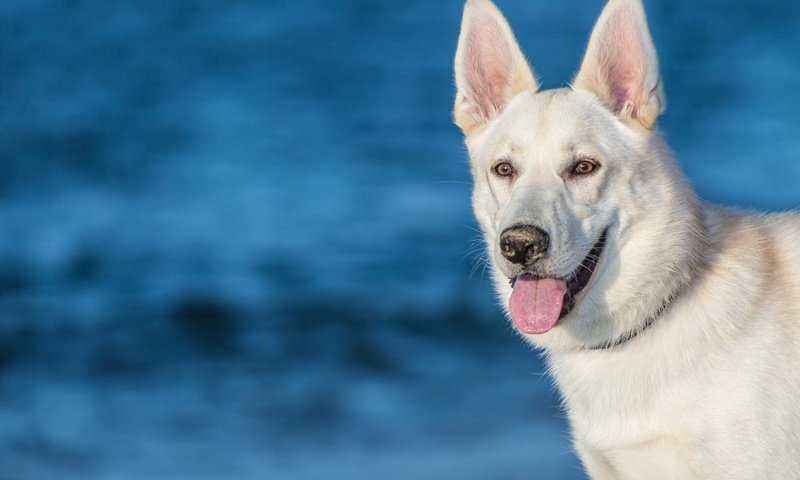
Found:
[493,161,516,178]
[571,159,598,176]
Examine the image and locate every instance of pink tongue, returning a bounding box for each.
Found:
[509,277,567,334]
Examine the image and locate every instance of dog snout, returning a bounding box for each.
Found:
[499,225,549,266]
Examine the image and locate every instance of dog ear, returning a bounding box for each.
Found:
[454,0,538,136]
[573,0,665,129]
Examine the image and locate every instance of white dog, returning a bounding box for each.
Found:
[453,0,800,478]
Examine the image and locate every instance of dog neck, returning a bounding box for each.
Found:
[584,287,683,350]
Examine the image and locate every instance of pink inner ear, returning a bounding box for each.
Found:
[463,11,515,119]
[596,8,648,117]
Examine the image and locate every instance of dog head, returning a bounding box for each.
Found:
[454,0,702,350]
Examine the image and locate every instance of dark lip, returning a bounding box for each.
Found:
[510,229,608,320]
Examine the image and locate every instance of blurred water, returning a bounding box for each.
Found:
[0,0,798,478]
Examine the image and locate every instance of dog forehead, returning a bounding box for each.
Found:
[481,88,610,157]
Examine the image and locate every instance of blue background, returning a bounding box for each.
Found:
[1,0,799,478]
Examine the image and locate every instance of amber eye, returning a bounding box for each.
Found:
[571,159,598,176]
[493,161,516,178]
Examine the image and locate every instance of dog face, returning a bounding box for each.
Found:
[454,0,683,350]
[469,88,631,283]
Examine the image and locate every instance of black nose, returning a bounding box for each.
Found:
[499,225,549,266]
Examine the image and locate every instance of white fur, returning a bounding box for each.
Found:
[454,1,800,478]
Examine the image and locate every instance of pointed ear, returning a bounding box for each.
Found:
[573,0,665,129]
[454,0,538,136]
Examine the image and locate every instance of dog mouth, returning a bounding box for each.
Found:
[508,230,607,335]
